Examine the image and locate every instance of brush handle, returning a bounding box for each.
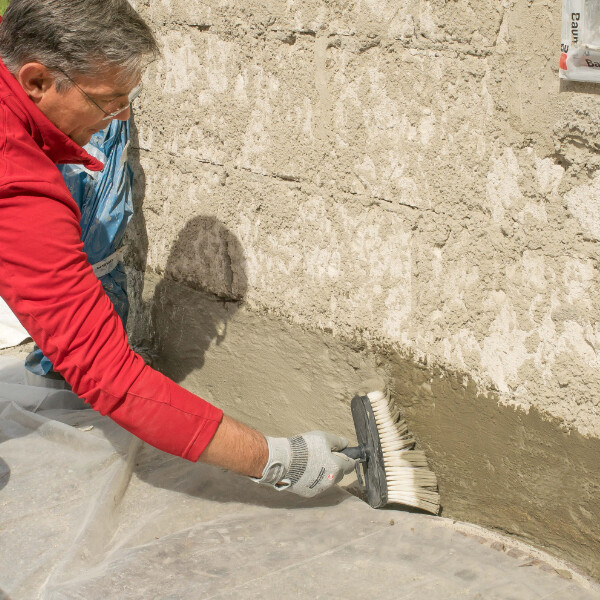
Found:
[341,446,365,461]
[341,445,367,487]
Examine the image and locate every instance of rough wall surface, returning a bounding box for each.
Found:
[131,0,600,438]
[126,0,600,579]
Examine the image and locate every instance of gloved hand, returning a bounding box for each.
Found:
[250,431,356,498]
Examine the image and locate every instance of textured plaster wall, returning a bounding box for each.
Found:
[131,0,600,439]
[126,0,600,578]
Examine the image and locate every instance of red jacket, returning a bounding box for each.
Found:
[0,57,222,460]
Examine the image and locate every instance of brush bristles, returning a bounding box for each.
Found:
[367,391,440,515]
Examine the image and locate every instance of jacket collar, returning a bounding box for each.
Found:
[0,24,104,171]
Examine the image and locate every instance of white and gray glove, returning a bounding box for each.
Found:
[250,431,356,498]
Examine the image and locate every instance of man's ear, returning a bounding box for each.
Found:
[17,62,56,103]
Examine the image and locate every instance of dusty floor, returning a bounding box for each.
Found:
[0,356,598,599]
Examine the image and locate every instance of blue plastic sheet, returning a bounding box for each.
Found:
[25,120,133,376]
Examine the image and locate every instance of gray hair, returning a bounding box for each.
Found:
[0,0,159,91]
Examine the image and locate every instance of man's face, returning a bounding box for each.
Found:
[30,66,138,146]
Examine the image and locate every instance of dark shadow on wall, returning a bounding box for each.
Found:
[126,113,248,378]
[150,215,248,380]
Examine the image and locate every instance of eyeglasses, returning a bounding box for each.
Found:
[55,67,143,121]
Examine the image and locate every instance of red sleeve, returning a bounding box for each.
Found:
[0,184,222,461]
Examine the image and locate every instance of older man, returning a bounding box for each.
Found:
[0,0,354,497]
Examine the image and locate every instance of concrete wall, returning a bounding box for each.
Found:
[126,0,600,580]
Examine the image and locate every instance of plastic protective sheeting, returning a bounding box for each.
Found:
[0,298,29,350]
[0,357,599,600]
[26,120,133,376]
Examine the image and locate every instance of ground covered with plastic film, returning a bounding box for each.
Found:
[0,356,598,600]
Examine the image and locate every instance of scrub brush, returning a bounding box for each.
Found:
[341,391,440,515]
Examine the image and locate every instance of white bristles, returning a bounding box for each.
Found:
[367,390,386,402]
[369,391,440,515]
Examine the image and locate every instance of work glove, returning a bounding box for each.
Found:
[250,431,355,498]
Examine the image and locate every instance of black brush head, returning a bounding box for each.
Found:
[350,394,388,509]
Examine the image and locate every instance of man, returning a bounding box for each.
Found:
[0,0,355,496]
